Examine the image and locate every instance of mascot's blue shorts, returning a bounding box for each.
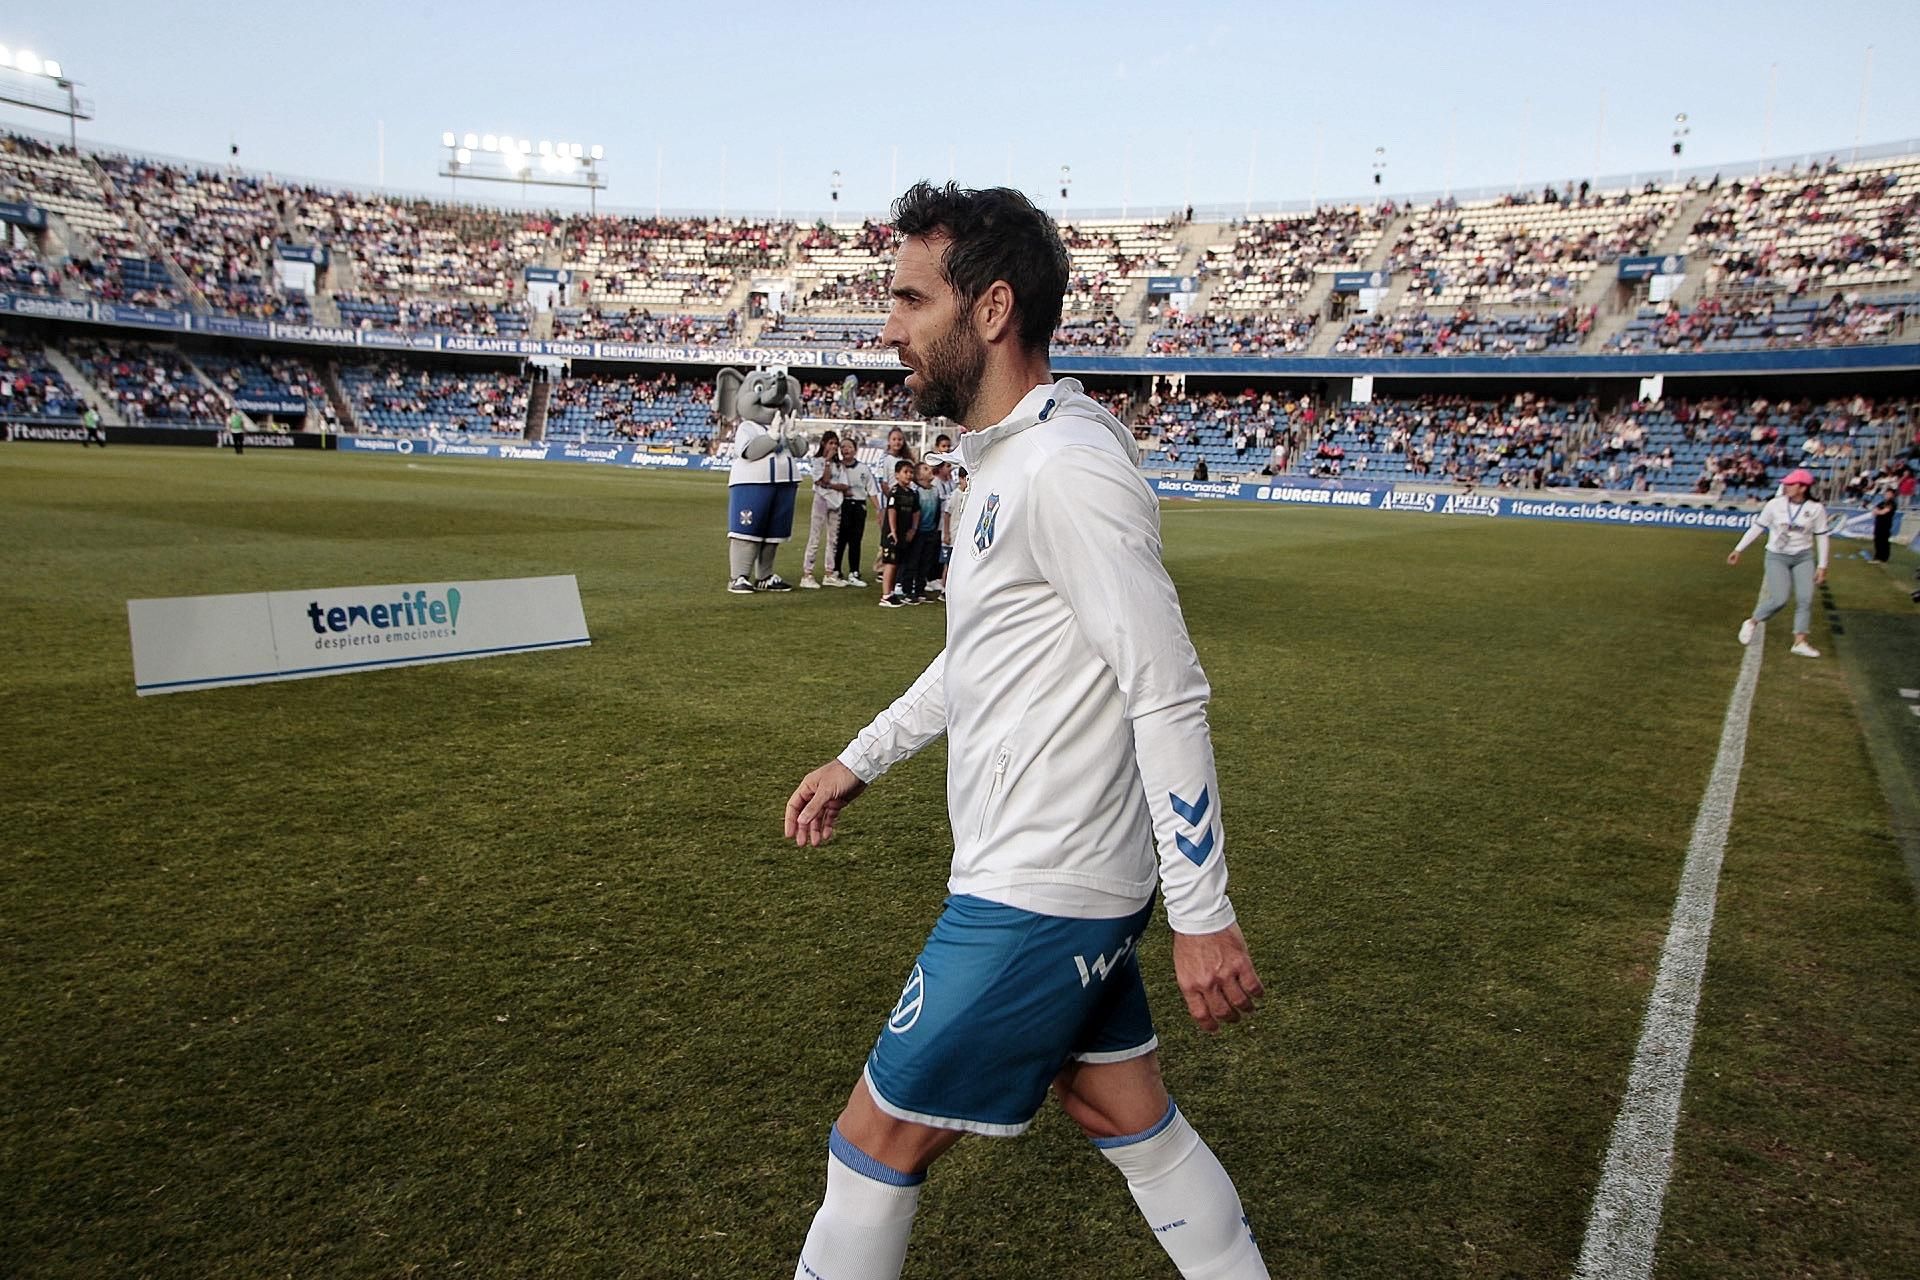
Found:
[729,482,797,541]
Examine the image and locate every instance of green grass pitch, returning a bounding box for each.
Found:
[2,445,1916,1278]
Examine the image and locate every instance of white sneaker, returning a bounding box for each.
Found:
[1737,618,1756,646]
[1790,641,1821,658]
[845,574,867,588]
[727,575,755,594]
[822,574,847,587]
[799,576,821,589]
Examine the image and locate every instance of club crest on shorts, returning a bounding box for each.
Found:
[887,963,925,1034]
[972,493,1002,559]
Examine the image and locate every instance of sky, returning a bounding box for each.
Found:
[3,0,1918,221]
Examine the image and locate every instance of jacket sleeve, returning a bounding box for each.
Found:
[1027,446,1237,934]
[837,650,947,783]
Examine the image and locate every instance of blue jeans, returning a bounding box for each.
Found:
[1755,549,1815,634]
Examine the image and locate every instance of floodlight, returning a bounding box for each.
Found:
[456,147,472,164]
[538,140,553,156]
[517,139,531,154]
[462,132,478,150]
[590,144,604,160]
[43,59,60,79]
[482,134,497,151]
[442,131,456,147]
[0,47,9,67]
[15,50,40,75]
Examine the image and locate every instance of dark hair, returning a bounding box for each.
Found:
[814,428,839,458]
[894,458,916,474]
[891,181,1069,355]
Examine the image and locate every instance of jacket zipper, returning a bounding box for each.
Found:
[976,745,1011,841]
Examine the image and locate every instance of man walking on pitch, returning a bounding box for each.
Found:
[223,406,247,455]
[784,181,1269,1280]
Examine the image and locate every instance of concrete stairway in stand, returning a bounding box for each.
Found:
[525,380,551,440]
[42,345,124,424]
[321,362,359,432]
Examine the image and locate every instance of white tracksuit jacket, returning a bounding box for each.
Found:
[837,378,1237,934]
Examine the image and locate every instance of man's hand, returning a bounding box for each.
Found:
[1726,551,1741,566]
[1172,923,1264,1033]
[784,759,868,847]
[1814,565,1828,586]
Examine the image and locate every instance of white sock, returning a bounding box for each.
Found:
[1095,1102,1269,1280]
[794,1126,923,1280]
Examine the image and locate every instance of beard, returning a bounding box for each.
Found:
[909,315,988,424]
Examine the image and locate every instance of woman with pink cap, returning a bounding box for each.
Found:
[1727,468,1831,657]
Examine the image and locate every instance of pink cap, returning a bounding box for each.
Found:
[1783,468,1816,487]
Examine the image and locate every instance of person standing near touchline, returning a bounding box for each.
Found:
[784,180,1268,1280]
[1730,467,1831,658]
[833,435,876,587]
[799,429,846,589]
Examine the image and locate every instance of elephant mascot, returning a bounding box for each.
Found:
[715,365,808,593]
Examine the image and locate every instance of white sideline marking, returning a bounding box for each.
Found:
[1900,687,1919,700]
[1573,634,1765,1280]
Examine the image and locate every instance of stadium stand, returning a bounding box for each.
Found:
[1,335,83,418]
[1686,159,1920,293]
[1608,292,1918,352]
[65,336,226,424]
[796,378,917,422]
[563,215,787,308]
[1055,316,1136,352]
[1138,386,1313,471]
[1387,185,1681,307]
[1059,218,1179,314]
[1204,204,1392,311]
[1333,306,1593,355]
[759,315,884,350]
[791,221,894,311]
[296,191,552,299]
[1306,393,1595,486]
[1149,308,1314,355]
[91,153,289,315]
[194,350,328,415]
[335,295,528,336]
[551,308,739,343]
[1569,394,1911,497]
[8,128,1920,366]
[340,361,528,434]
[3,125,1917,519]
[544,371,715,444]
[0,243,57,295]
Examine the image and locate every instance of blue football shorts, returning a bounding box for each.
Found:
[863,893,1159,1136]
[729,481,798,541]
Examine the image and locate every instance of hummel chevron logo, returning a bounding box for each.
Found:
[1170,787,1215,866]
[1175,827,1215,866]
[1169,787,1210,825]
